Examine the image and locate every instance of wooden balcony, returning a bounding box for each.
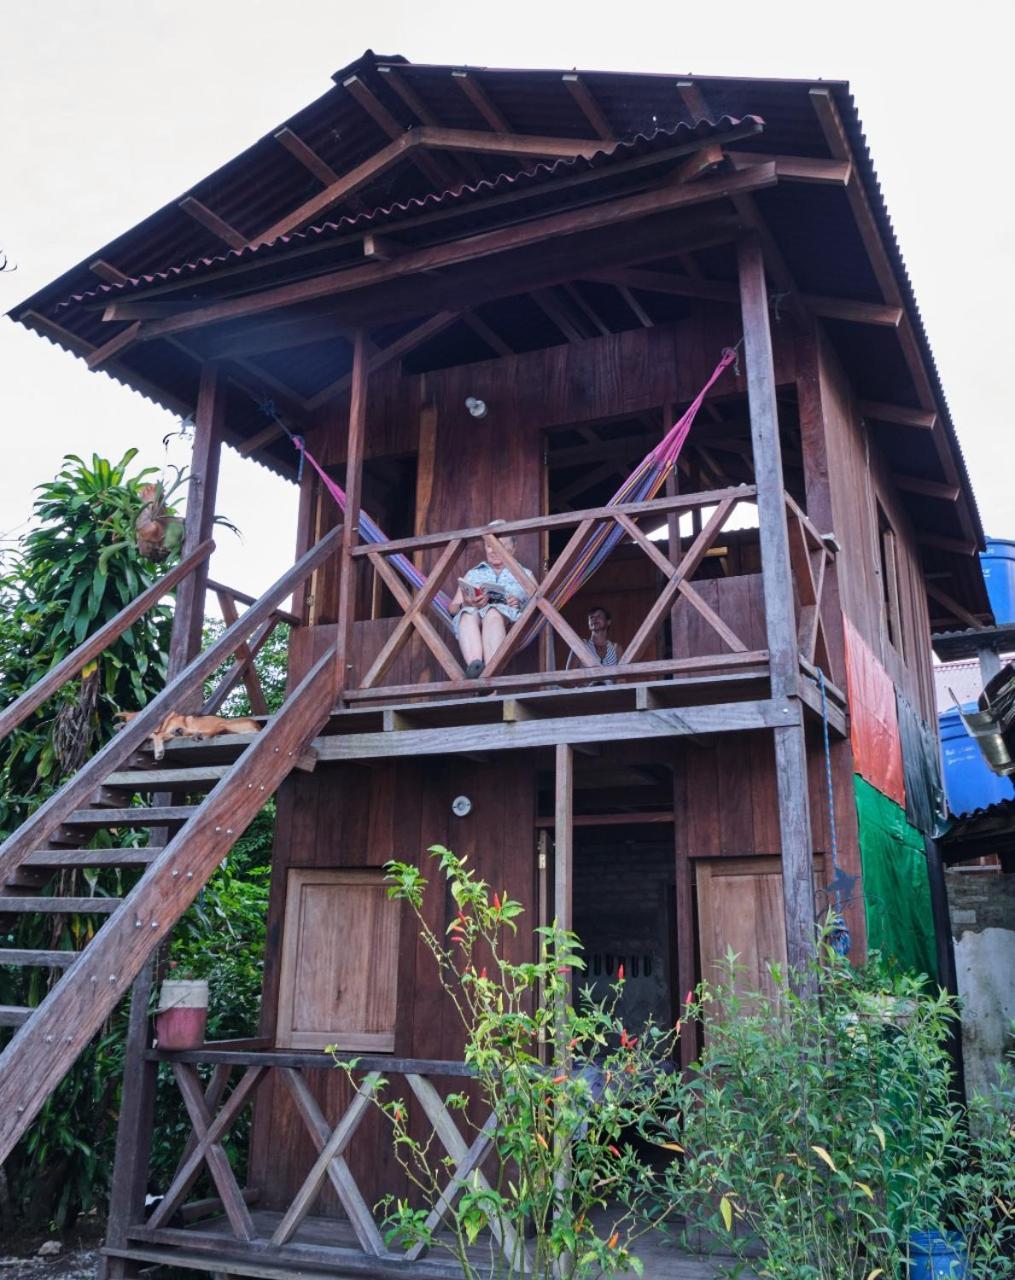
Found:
[105,1044,748,1280]
[289,486,846,757]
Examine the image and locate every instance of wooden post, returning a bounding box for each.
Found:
[167,363,225,687]
[292,464,318,626]
[97,965,158,1279]
[553,744,573,936]
[335,331,368,698]
[738,235,817,975]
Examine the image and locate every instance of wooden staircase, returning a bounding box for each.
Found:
[0,526,342,1164]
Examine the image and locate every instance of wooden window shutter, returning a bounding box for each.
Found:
[275,869,401,1052]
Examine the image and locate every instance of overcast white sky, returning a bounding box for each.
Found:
[2,0,1013,602]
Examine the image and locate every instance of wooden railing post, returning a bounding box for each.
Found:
[335,331,368,699]
[738,234,817,976]
[168,362,225,689]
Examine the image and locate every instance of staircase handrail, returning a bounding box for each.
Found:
[0,524,342,886]
[0,540,216,745]
[0,642,340,1163]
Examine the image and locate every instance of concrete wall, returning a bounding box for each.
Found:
[946,870,1015,1098]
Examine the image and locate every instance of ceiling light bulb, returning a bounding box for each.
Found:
[465,396,487,419]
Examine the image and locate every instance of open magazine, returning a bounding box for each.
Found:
[458,578,508,606]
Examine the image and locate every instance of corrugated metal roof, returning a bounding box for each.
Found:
[5,52,990,621]
[57,116,759,310]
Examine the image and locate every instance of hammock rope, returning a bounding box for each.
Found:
[276,344,738,632]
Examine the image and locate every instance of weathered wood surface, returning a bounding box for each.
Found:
[0,524,341,888]
[738,235,816,975]
[0,646,339,1165]
[315,699,798,760]
[0,540,213,744]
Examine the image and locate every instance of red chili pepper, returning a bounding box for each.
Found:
[608,1144,621,1158]
[480,967,488,980]
[551,1074,567,1085]
[492,892,501,909]
[567,1036,579,1050]
[608,1232,620,1249]
[685,989,694,1007]
[557,966,571,975]
[617,964,625,981]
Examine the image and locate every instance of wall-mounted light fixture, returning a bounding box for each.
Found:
[465,396,488,419]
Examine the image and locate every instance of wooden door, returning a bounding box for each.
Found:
[695,856,824,1003]
[275,868,401,1051]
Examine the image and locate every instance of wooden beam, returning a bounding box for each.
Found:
[859,400,937,430]
[676,80,711,123]
[343,75,448,190]
[250,133,416,247]
[362,233,404,262]
[615,284,654,328]
[167,364,225,684]
[894,474,960,501]
[530,288,586,343]
[316,697,797,760]
[462,309,513,356]
[178,197,246,251]
[726,151,851,184]
[562,74,614,141]
[305,309,458,412]
[738,234,817,977]
[416,125,608,160]
[918,532,978,556]
[273,127,339,185]
[452,70,511,132]
[335,331,368,699]
[136,161,772,342]
[554,744,574,937]
[86,322,142,369]
[89,258,129,285]
[926,583,985,631]
[377,63,484,185]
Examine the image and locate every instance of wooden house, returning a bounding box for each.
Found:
[1,52,991,1279]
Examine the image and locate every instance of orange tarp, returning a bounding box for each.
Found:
[842,615,906,808]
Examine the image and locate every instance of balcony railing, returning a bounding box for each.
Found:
[344,485,786,704]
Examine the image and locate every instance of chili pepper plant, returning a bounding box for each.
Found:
[334,844,696,1280]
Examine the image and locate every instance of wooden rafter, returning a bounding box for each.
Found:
[616,284,654,327]
[462,309,513,356]
[377,64,483,183]
[305,309,459,412]
[808,86,975,544]
[417,125,609,160]
[177,197,246,250]
[562,73,614,141]
[89,258,129,284]
[893,475,960,501]
[859,400,937,430]
[452,69,511,132]
[586,267,903,326]
[250,133,416,247]
[134,166,776,342]
[273,126,339,186]
[918,532,978,555]
[926,583,986,631]
[676,80,711,123]
[726,150,851,184]
[342,74,449,190]
[530,287,586,343]
[86,322,142,370]
[561,282,611,336]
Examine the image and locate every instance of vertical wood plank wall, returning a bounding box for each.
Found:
[249,755,537,1214]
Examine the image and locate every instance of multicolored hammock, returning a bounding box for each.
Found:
[291,346,737,629]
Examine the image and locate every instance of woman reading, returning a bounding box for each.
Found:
[449,525,535,679]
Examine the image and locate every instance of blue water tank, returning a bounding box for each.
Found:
[980,538,1015,625]
[939,705,1015,816]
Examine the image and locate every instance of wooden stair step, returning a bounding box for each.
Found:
[23,847,163,868]
[63,806,197,827]
[0,949,77,968]
[0,897,121,914]
[104,766,231,790]
[0,1007,31,1028]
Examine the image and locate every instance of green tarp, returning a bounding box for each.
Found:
[854,776,939,982]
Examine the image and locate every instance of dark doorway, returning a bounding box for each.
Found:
[572,825,677,1035]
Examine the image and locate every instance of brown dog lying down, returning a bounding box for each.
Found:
[116,711,261,760]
